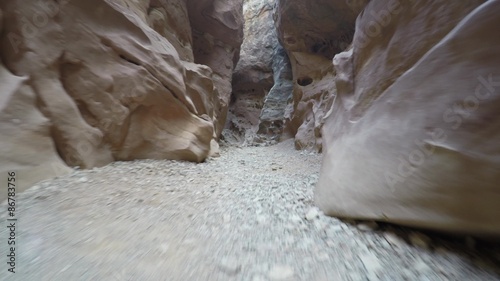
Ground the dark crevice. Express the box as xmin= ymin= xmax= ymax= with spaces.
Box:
xmin=119 ymin=54 xmax=140 ymax=66
xmin=297 ymin=76 xmax=313 ymax=86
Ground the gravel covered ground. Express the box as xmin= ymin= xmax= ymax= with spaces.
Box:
xmin=1 ymin=140 xmax=500 ymax=281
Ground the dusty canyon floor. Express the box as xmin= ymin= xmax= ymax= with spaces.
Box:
xmin=1 ymin=140 xmax=500 ymax=281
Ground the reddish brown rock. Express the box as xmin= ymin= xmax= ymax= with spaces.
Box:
xmin=316 ymin=0 xmax=500 ymax=235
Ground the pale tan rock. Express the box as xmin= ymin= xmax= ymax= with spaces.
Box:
xmin=0 ymin=65 xmax=72 ymax=202
xmin=209 ymin=139 xmax=221 ymax=158
xmin=316 ymin=0 xmax=500 ymax=236
xmin=0 ymin=0 xmax=244 ymax=187
xmin=0 ymin=7 xmax=73 ymax=201
xmin=147 ymin=0 xmax=194 ymax=62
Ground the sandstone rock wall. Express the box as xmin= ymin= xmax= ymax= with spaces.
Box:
xmin=316 ymin=0 xmax=500 ymax=235
xmin=188 ymin=0 xmax=244 ymax=137
xmin=0 ymin=0 xmax=243 ymax=187
xmin=254 ymin=43 xmax=293 ymax=143
xmin=225 ymin=0 xmax=293 ymax=145
xmin=273 ymin=0 xmax=359 ymax=151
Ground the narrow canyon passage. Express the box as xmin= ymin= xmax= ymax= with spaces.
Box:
xmin=1 ymin=141 xmax=499 ymax=281
xmin=2 ymin=0 xmax=500 ymax=280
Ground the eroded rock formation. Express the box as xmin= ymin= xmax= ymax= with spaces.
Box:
xmin=316 ymin=0 xmax=500 ymax=235
xmin=274 ymin=0 xmax=360 ymax=151
xmin=254 ymin=43 xmax=293 ymax=143
xmin=187 ymin=0 xmax=244 ymax=137
xmin=0 ymin=0 xmax=243 ymax=186
xmin=225 ymin=0 xmax=292 ymax=145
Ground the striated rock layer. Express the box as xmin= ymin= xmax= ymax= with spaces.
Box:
xmin=0 ymin=0 xmax=243 ymax=191
xmin=316 ymin=0 xmax=500 ymax=235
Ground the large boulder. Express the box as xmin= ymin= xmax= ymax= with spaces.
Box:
xmin=0 ymin=0 xmax=243 ymax=193
xmin=316 ymin=0 xmax=500 ymax=235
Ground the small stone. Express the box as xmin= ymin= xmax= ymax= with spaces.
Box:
xmin=289 ymin=215 xmax=302 ymax=223
xmin=357 ymin=221 xmax=378 ymax=232
xmin=413 ymin=259 xmax=431 ymax=273
xmin=384 ymin=232 xmax=405 ymax=248
xmin=182 ymin=238 xmax=197 ymax=245
xmin=223 ymin=214 xmax=231 ymax=223
xmin=159 ymin=243 xmax=170 ymax=254
xmin=359 ymin=253 xmax=382 ymax=279
xmin=268 ymin=265 xmax=294 ymax=280
xmin=328 ymin=225 xmax=344 ymax=233
xmin=317 ymin=252 xmax=330 ymax=261
xmin=78 ymin=177 xmax=89 ymax=183
xmin=251 ymin=275 xmax=268 ymax=281
xmin=409 ymin=232 xmax=431 ymax=249
xmin=305 ymin=207 xmax=320 ymax=221
xmin=314 ymin=220 xmax=326 ymax=231
xmin=257 ymin=215 xmax=268 ymax=224
xmin=59 ymin=264 xmax=71 ymax=273
xmin=219 ymin=258 xmax=241 ymax=275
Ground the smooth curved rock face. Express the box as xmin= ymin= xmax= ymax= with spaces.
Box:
xmin=148 ymin=0 xmax=194 ymax=62
xmin=188 ymin=0 xmax=244 ymax=136
xmin=0 ymin=64 xmax=73 ymax=201
xmin=0 ymin=7 xmax=72 ymax=201
xmin=0 ymin=0 xmax=243 ymax=185
xmin=316 ymin=0 xmax=500 ymax=236
xmin=274 ymin=0 xmax=359 ymax=151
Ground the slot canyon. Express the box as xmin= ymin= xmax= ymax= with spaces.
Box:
xmin=1 ymin=0 xmax=500 ymax=280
